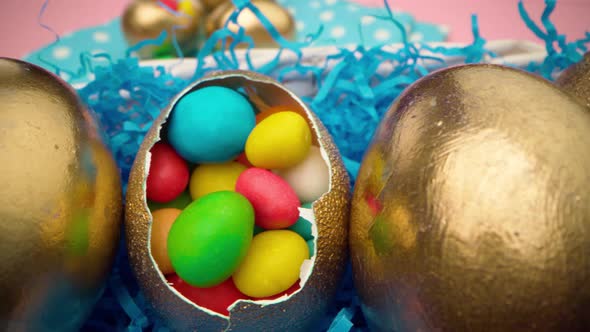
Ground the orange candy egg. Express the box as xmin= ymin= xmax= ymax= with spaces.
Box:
xmin=150 ymin=208 xmax=182 ymax=275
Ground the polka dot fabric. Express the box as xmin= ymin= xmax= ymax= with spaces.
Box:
xmin=282 ymin=0 xmax=446 ymax=47
xmin=26 ymin=17 xmax=128 ymax=83
xmin=24 ymin=0 xmax=447 ymax=83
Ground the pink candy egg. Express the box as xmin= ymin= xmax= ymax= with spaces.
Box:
xmin=235 ymin=168 xmax=300 ymax=229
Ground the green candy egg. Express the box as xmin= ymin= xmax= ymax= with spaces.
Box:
xmin=167 ymin=191 xmax=254 ymax=287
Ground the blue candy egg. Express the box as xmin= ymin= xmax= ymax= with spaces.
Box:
xmin=167 ymin=86 xmax=256 ymax=163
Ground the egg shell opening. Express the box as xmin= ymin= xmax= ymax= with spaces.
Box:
xmin=125 ymin=70 xmax=350 ymax=331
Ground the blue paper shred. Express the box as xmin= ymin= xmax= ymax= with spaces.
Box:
xmin=31 ymin=0 xmax=588 ymax=330
xmin=519 ymin=0 xmax=590 ymax=79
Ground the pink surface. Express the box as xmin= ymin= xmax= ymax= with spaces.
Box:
xmin=0 ymin=0 xmax=588 ymax=59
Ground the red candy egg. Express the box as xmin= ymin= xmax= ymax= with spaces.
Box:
xmin=167 ymin=274 xmax=249 ymax=315
xmin=146 ymin=142 xmax=189 ymax=203
xmin=235 ymin=168 xmax=300 ymax=229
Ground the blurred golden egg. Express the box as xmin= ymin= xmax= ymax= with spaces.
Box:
xmin=202 ymin=0 xmax=228 ymax=10
xmin=0 ymin=58 xmax=122 ymax=331
xmin=350 ymin=64 xmax=590 ymax=331
xmin=556 ymin=52 xmax=590 ymax=109
xmin=205 ymin=0 xmax=295 ymax=48
xmin=125 ymin=70 xmax=350 ymax=330
xmin=122 ymin=0 xmax=204 ymax=59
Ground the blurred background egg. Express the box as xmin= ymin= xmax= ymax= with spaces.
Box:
xmin=556 ymin=51 xmax=590 ymax=109
xmin=201 ymin=0 xmax=227 ymax=10
xmin=350 ymin=64 xmax=590 ymax=331
xmin=205 ymin=0 xmax=295 ymax=48
xmin=0 ymin=58 xmax=122 ymax=331
xmin=125 ymin=70 xmax=350 ymax=331
xmin=121 ymin=0 xmax=204 ymax=59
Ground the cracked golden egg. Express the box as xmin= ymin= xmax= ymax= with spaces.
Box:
xmin=0 ymin=58 xmax=122 ymax=331
xmin=125 ymin=70 xmax=350 ymax=330
xmin=350 ymin=64 xmax=590 ymax=331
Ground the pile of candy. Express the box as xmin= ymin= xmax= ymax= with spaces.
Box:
xmin=145 ymin=85 xmax=330 ymax=316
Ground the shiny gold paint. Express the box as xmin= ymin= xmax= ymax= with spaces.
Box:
xmin=557 ymin=52 xmax=590 ymax=109
xmin=0 ymin=58 xmax=122 ymax=331
xmin=125 ymin=70 xmax=350 ymax=331
xmin=351 ymin=64 xmax=590 ymax=331
xmin=205 ymin=0 xmax=295 ymax=48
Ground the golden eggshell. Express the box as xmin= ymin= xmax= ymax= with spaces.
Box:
xmin=125 ymin=70 xmax=350 ymax=330
xmin=556 ymin=52 xmax=590 ymax=109
xmin=205 ymin=0 xmax=295 ymax=48
xmin=0 ymin=58 xmax=122 ymax=331
xmin=121 ymin=0 xmax=204 ymax=58
xmin=350 ymin=64 xmax=590 ymax=331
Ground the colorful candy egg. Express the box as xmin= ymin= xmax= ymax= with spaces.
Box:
xmin=0 ymin=58 xmax=122 ymax=331
xmin=146 ymin=142 xmax=189 ymax=203
xmin=168 ymin=86 xmax=256 ymax=163
xmin=350 ymin=64 xmax=590 ymax=331
xmin=245 ymin=111 xmax=312 ymax=169
xmin=150 ymin=208 xmax=181 ymax=275
xmin=233 ymin=230 xmax=310 ymax=298
xmin=125 ymin=70 xmax=350 ymax=331
xmin=235 ymin=168 xmax=300 ymax=229
xmin=189 ymin=161 xmax=247 ymax=199
xmin=167 ymin=191 xmax=255 ymax=287
xmin=275 ymin=146 xmax=330 ymax=204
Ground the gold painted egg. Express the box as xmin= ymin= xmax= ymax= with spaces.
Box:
xmin=202 ymin=0 xmax=228 ymax=10
xmin=556 ymin=51 xmax=590 ymax=109
xmin=125 ymin=70 xmax=350 ymax=330
xmin=122 ymin=0 xmax=204 ymax=59
xmin=0 ymin=58 xmax=122 ymax=331
xmin=205 ymin=0 xmax=295 ymax=48
xmin=350 ymin=64 xmax=590 ymax=331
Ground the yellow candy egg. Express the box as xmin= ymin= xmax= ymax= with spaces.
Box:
xmin=189 ymin=162 xmax=246 ymax=199
xmin=233 ymin=230 xmax=310 ymax=298
xmin=245 ymin=111 xmax=312 ymax=169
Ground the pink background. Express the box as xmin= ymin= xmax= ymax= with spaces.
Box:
xmin=0 ymin=0 xmax=588 ymax=59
